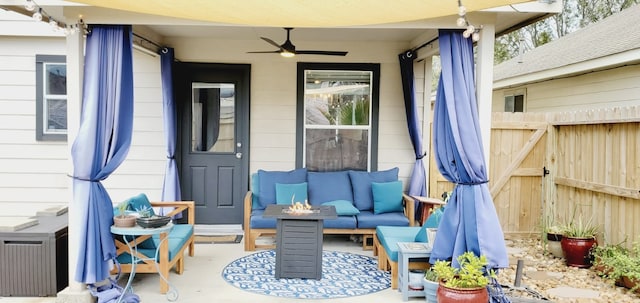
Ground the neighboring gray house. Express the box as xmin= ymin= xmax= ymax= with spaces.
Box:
xmin=493 ymin=3 xmax=640 ymax=112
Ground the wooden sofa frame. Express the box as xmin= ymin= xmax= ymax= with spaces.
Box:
xmin=114 ymin=201 xmax=195 ymax=294
xmin=243 ymin=192 xmax=415 ymax=251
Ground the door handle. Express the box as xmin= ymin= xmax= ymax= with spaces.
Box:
xmin=236 ymin=152 xmax=242 ymax=159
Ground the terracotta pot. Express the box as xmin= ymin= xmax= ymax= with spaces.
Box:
xmin=560 ymin=236 xmax=596 ymax=268
xmin=113 ymin=215 xmax=136 ymax=227
xmin=436 ymin=284 xmax=489 ymax=303
xmin=623 ymin=276 xmax=640 ymax=293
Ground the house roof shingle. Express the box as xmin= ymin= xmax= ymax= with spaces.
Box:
xmin=494 ymin=4 xmax=640 ymax=82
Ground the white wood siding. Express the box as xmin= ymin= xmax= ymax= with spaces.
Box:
xmin=493 ymin=64 xmax=640 ymax=112
xmin=0 ymin=36 xmax=418 ymax=216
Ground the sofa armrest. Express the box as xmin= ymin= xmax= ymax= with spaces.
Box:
xmin=150 ymin=201 xmax=195 ymax=225
xmin=402 ymin=194 xmax=416 ymax=226
xmin=243 ymin=191 xmax=253 ymax=231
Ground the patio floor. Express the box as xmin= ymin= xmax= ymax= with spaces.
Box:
xmin=2 ymin=235 xmax=628 ymax=303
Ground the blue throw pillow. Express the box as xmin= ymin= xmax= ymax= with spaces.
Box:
xmin=322 ymin=200 xmax=360 ymax=216
xmin=257 ymin=168 xmax=307 ymax=207
xmin=126 ymin=193 xmax=155 ymax=216
xmin=307 ymin=171 xmax=353 ymax=206
xmin=349 ymin=167 xmax=399 ymax=211
xmin=275 ymin=182 xmax=308 ymax=205
xmin=371 ymin=180 xmax=403 ymax=214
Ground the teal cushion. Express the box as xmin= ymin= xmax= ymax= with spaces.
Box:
xmin=251 ymin=173 xmax=261 ymax=209
xmin=414 ymin=205 xmax=445 ymax=242
xmin=349 ymin=168 xmax=399 ymax=211
xmin=257 ymin=168 xmax=307 ymax=207
xmin=126 ymin=193 xmax=155 ymax=216
xmin=372 ymin=181 xmax=403 ymax=214
xmin=322 ymin=200 xmax=360 ymax=216
xmin=275 ymin=182 xmax=308 ymax=205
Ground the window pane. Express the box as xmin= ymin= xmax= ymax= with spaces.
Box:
xmin=45 ymin=64 xmax=66 ymax=95
xmin=46 ymin=99 xmax=67 ymax=132
xmin=305 ymin=70 xmax=371 ymax=126
xmin=305 ymin=129 xmax=368 ymax=171
xmin=191 ymin=82 xmax=235 ymax=153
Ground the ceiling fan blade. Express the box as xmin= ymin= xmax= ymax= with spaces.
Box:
xmin=295 ymin=50 xmax=348 ymax=56
xmin=260 ymin=37 xmax=284 ymax=51
xmin=247 ymin=51 xmax=282 ymax=54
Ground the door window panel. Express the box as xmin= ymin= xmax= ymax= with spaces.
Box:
xmin=191 ymin=82 xmax=235 ymax=153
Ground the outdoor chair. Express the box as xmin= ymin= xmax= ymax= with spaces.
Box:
xmin=113 ymin=194 xmax=195 ymax=294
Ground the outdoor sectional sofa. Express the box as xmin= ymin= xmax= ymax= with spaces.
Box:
xmin=243 ymin=167 xmax=416 ymax=251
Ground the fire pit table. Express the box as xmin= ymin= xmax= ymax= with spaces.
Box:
xmin=263 ymin=204 xmax=337 ymax=279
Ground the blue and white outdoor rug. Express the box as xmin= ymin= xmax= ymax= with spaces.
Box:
xmin=222 ymin=250 xmax=391 ymax=299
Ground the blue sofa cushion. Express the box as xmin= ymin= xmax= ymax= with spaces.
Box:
xmin=249 ymin=209 xmax=277 ymax=229
xmin=307 ymin=171 xmax=353 ymax=206
xmin=349 ymin=168 xmax=399 ymax=211
xmin=415 ymin=205 xmax=445 ymax=242
xmin=251 ymin=173 xmax=261 ymax=209
xmin=323 ymin=215 xmax=357 ymax=229
xmin=372 ymin=181 xmax=404 ymax=214
xmin=356 ymin=210 xmax=409 ymax=229
xmin=117 ymin=224 xmax=193 ymax=263
xmin=276 ymin=182 xmax=308 ymax=205
xmin=376 ymin=226 xmax=422 ymax=262
xmin=257 ymin=168 xmax=307 ymax=208
xmin=322 ymin=200 xmax=360 ymax=216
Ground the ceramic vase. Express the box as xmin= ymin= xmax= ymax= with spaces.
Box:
xmin=560 ymin=236 xmax=596 ymax=268
xmin=546 ymin=233 xmax=564 ymax=258
xmin=422 ymin=278 xmax=438 ymax=303
xmin=436 ymin=284 xmax=489 ymax=303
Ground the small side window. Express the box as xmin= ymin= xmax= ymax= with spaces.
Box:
xmin=36 ymin=55 xmax=67 ymax=141
xmin=504 ymin=92 xmax=524 ymax=112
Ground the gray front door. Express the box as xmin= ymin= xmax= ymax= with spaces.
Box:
xmin=176 ymin=63 xmax=250 ymax=224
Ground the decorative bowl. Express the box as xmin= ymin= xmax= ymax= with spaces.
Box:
xmin=136 ymin=216 xmax=171 ymax=228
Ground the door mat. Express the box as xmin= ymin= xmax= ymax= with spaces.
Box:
xmin=194 ymin=234 xmax=243 ymax=244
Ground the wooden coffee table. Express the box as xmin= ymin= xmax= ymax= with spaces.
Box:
xmin=263 ymin=204 xmax=337 ymax=279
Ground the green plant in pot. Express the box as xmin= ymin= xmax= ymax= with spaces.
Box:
xmin=592 ymin=241 xmax=640 ymax=293
xmin=432 ymin=251 xmax=495 ymax=303
xmin=113 ymin=200 xmax=136 ymax=227
xmin=560 ymin=215 xmax=598 ymax=268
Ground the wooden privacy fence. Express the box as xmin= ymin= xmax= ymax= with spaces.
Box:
xmin=427 ymin=105 xmax=640 ymax=248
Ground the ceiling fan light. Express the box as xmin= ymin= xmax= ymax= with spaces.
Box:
xmin=280 ymin=51 xmax=295 ymax=58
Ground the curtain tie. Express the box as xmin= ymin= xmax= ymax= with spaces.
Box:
xmin=416 ymin=152 xmax=427 ymax=160
xmin=457 ymin=180 xmax=489 ymax=185
xmin=167 ymin=155 xmax=175 ymax=159
xmin=67 ymin=174 xmax=100 ymax=182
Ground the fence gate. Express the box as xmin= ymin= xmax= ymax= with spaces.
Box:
xmin=428 ymin=112 xmax=549 ymax=237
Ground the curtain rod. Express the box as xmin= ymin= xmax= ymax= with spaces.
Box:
xmin=412 ymin=36 xmax=439 ymax=53
xmin=132 ymin=32 xmax=164 ymax=51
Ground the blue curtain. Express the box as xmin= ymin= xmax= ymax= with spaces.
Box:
xmin=160 ymin=48 xmax=182 ymax=212
xmin=429 ymin=30 xmax=508 ymax=269
xmin=398 ymin=50 xmax=427 ymax=219
xmin=72 ymin=25 xmax=134 ymax=283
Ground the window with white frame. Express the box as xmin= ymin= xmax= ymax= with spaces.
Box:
xmin=36 ymin=55 xmax=67 ymax=141
xmin=504 ymin=90 xmax=525 ymax=113
xmin=296 ymin=63 xmax=380 ymax=172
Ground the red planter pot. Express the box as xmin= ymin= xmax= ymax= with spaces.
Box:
xmin=560 ymin=237 xmax=597 ymax=268
xmin=436 ymin=284 xmax=489 ymax=303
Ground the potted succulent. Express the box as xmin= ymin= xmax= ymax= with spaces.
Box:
xmin=432 ymin=251 xmax=495 ymax=303
xmin=113 ymin=200 xmax=136 ymax=227
xmin=545 ymin=224 xmax=564 ymax=258
xmin=422 ymin=267 xmax=439 ymax=303
xmin=560 ymin=215 xmax=598 ymax=268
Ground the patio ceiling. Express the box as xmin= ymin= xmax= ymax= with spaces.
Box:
xmin=0 ymin=0 xmax=561 ymax=51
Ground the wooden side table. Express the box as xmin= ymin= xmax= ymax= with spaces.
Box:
xmin=412 ymin=196 xmax=446 ymax=226
xmin=397 ymin=242 xmax=432 ymax=301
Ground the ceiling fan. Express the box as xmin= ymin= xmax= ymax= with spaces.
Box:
xmin=248 ymin=28 xmax=348 ymax=57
